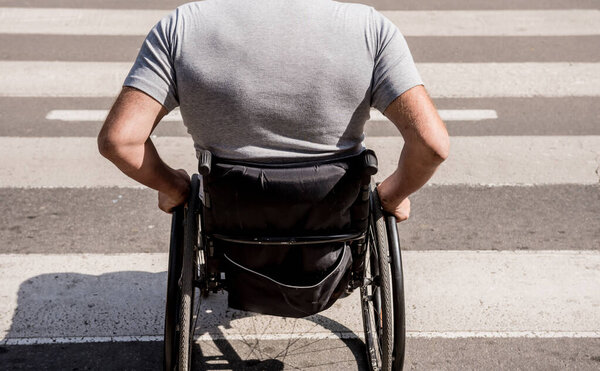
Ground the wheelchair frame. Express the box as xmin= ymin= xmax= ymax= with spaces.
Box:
xmin=163 ymin=152 xmax=406 ymax=371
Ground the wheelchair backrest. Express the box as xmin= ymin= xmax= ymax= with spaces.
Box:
xmin=201 ymin=149 xmax=377 ymax=237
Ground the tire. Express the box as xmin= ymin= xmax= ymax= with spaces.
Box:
xmin=164 ymin=175 xmax=201 ymax=371
xmin=361 ymin=187 xmax=394 ymax=371
xmin=385 ymin=209 xmax=406 ymax=370
xmin=177 ymin=174 xmax=201 ymax=370
xmin=164 ymin=206 xmax=184 ymax=371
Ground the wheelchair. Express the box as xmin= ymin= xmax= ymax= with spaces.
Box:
xmin=163 ymin=149 xmax=406 ymax=371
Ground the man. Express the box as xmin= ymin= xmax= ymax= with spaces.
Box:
xmin=98 ymin=0 xmax=449 ymax=221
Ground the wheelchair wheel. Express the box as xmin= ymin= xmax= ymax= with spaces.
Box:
xmin=360 ymin=188 xmax=406 ymax=371
xmin=164 ymin=174 xmax=202 ymax=371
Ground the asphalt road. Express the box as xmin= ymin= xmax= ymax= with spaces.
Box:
xmin=2 ymin=97 xmax=599 ymax=137
xmin=1 ymin=185 xmax=599 ymax=254
xmin=2 ymin=338 xmax=600 ymax=370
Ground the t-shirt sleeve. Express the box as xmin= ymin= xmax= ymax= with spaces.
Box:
xmin=123 ymin=10 xmax=179 ymax=111
xmin=370 ymin=9 xmax=423 ymax=113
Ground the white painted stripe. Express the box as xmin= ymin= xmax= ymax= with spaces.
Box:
xmin=1 ymin=8 xmax=598 ymax=36
xmin=407 ymin=332 xmax=600 ymax=339
xmin=370 ymin=109 xmax=498 ymax=122
xmin=2 ymin=62 xmax=599 ymax=98
xmin=46 ymin=109 xmax=495 ymax=123
xmin=438 ymin=109 xmax=498 ymax=121
xmin=417 ymin=63 xmax=600 ymax=98
xmin=0 ymin=136 xmax=598 ymax=187
xmin=385 ymin=10 xmax=600 ymax=36
xmin=1 ymin=252 xmax=598 ymax=341
xmin=0 ymin=61 xmax=131 ymax=97
xmin=367 ymin=110 xmax=387 ymax=121
xmin=46 ymin=109 xmax=183 ymax=122
xmin=2 ymin=336 xmax=164 ymax=346
xmin=0 ymin=8 xmax=167 ymax=36
xmin=4 ymin=331 xmax=600 ymax=345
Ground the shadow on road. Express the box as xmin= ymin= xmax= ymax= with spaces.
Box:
xmin=0 ymin=271 xmax=366 ymax=370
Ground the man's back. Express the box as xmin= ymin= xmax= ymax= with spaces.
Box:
xmin=100 ymin=0 xmax=447 ymax=217
xmin=124 ymin=0 xmax=422 ymax=160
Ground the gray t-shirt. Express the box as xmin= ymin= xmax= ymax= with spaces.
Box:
xmin=124 ymin=0 xmax=422 ymax=160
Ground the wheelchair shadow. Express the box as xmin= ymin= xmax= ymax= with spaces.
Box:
xmin=192 ymin=292 xmax=366 ymax=370
xmin=2 ymin=271 xmax=367 ymax=370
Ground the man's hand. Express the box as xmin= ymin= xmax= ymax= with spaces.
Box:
xmin=377 ymin=181 xmax=411 ymax=222
xmin=158 ymin=169 xmax=191 ymax=213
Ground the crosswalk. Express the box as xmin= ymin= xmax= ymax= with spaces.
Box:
xmin=0 ymin=0 xmax=599 ymax=370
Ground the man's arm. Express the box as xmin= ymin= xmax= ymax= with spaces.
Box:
xmin=376 ymin=85 xmax=449 ymax=221
xmin=97 ymin=87 xmax=190 ymax=212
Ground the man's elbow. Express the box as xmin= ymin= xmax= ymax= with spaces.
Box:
xmin=97 ymin=132 xmax=116 ymax=159
xmin=422 ymin=132 xmax=450 ymax=165
xmin=97 ymin=130 xmax=131 ymax=161
xmin=432 ymin=136 xmax=450 ymax=163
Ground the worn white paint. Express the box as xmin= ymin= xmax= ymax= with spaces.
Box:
xmin=385 ymin=10 xmax=600 ymax=36
xmin=416 ymin=63 xmax=600 ymax=98
xmin=46 ymin=109 xmax=183 ymax=122
xmin=369 ymin=109 xmax=498 ymax=122
xmin=46 ymin=109 xmax=496 ymax=123
xmin=0 ymin=8 xmax=168 ymax=35
xmin=1 ymin=8 xmax=598 ymax=36
xmin=0 ymin=136 xmax=598 ymax=187
xmin=1 ymin=251 xmax=599 ymax=342
xmin=4 ymin=331 xmax=600 ymax=346
xmin=2 ymin=61 xmax=599 ymax=98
